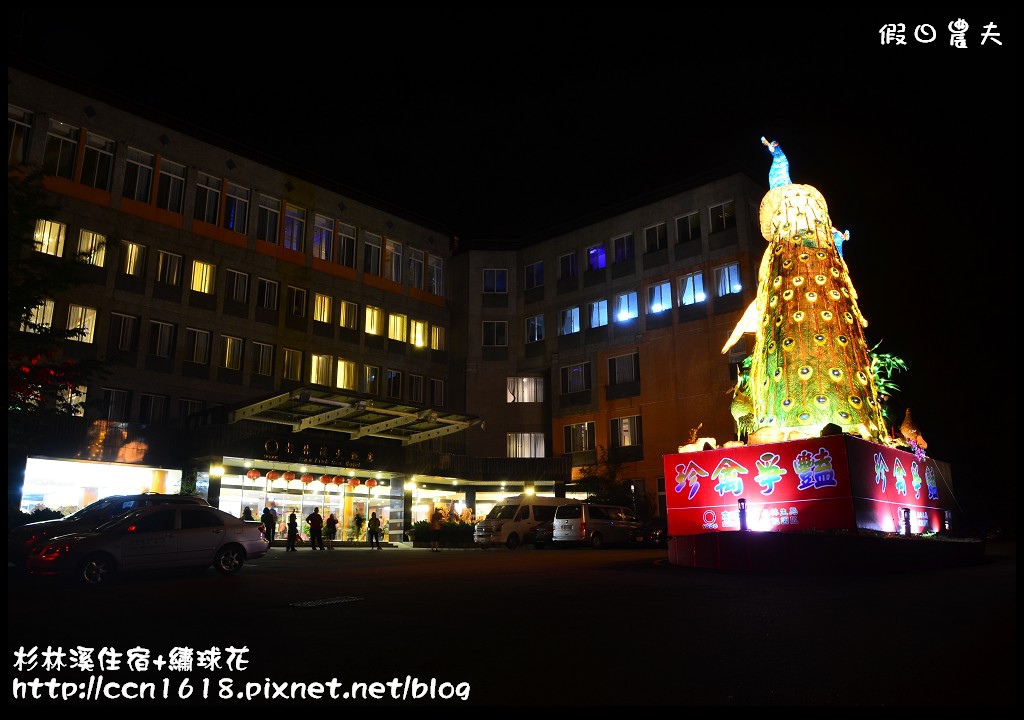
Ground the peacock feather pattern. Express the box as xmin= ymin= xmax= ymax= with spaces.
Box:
xmin=723 ymin=139 xmax=889 ymax=443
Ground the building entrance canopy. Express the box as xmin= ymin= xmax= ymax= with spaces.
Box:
xmin=228 ymin=388 xmax=481 ymax=446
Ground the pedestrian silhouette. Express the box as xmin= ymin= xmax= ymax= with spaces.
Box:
xmin=286 ymin=512 xmax=298 ymax=552
xmin=368 ymin=511 xmax=382 ymax=550
xmin=306 ymin=507 xmax=326 ymax=550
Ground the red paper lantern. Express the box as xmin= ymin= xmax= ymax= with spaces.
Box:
xmin=347 ymin=477 xmax=361 ymax=488
xmin=300 ymin=473 xmax=314 ymax=484
xmin=283 ymin=471 xmax=296 ymax=482
xmin=245 ymin=469 xmax=261 ymax=480
xmin=266 ymin=470 xmax=280 ymax=481
xmin=365 ymin=478 xmax=377 ymax=489
xmin=319 ymin=474 xmax=332 ymax=484
xmin=332 ymin=475 xmax=346 ymax=485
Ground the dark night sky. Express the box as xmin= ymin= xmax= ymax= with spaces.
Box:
xmin=8 ymin=9 xmax=1016 ymax=525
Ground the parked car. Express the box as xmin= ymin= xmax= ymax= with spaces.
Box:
xmin=8 ymin=493 xmax=211 ymax=567
xmin=532 ymin=520 xmax=554 ymax=549
xmin=25 ymin=503 xmax=269 ymax=585
xmin=633 ymin=516 xmax=669 ymax=548
xmin=552 ymin=502 xmax=642 ymax=549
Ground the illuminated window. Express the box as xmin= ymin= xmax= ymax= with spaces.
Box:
xmin=225 ymin=269 xmax=248 ymax=302
xmin=78 ymin=230 xmax=106 ymax=267
xmin=61 ymin=385 xmax=87 ymax=417
xmin=589 ymin=299 xmax=608 ymax=328
xmin=559 ymin=306 xmax=580 ymax=335
xmin=190 ymin=260 xmax=215 ymax=294
xmin=526 ymin=314 xmax=544 ymax=344
xmin=282 ymin=348 xmax=303 ymax=381
xmin=384 ymin=238 xmax=402 ymax=283
xmin=340 ymin=300 xmax=358 ymax=329
xmin=388 ymin=313 xmax=407 ymax=342
xmin=194 ymin=172 xmax=221 ymax=224
xmin=363 ymin=364 xmax=380 ymax=395
xmin=335 ymin=358 xmax=356 ymax=389
xmin=560 ymin=362 xmax=591 ymax=394
xmin=314 ymin=293 xmax=332 ymax=324
xmin=410 ymin=319 xmax=427 ymax=347
xmin=430 ymin=326 xmax=446 ymax=351
xmin=67 ymin=304 xmax=96 ymax=343
xmin=222 ymin=335 xmax=243 ymax=370
xmin=312 ymin=214 xmax=334 ymax=261
xmin=678 ymin=271 xmax=706 ymax=305
xmin=338 ymin=223 xmax=356 ymax=268
xmin=311 ymin=354 xmax=332 ymax=385
xmin=80 ymin=133 xmax=114 ymax=191
xmin=122 ymin=147 xmax=153 ymax=202
xmin=223 ymin=182 xmax=249 ymax=234
xmin=614 ymin=291 xmax=638 ymax=321
xmin=149 ymin=321 xmax=176 ymax=357
xmin=587 ymin=244 xmax=607 ymax=271
xmin=611 ymin=415 xmax=642 ymax=447
xmin=647 ymin=281 xmax=672 ymax=314
xmin=483 ymin=268 xmax=507 ymax=293
xmin=21 ymin=299 xmax=54 ymax=333
xmin=709 ymin=201 xmax=736 ymax=233
xmin=256 ymin=195 xmax=280 ymax=244
xmin=252 ymin=342 xmax=274 ymax=376
xmin=563 ymin=421 xmax=596 ymax=453
xmin=363 ymin=232 xmax=382 ymax=276
xmin=33 ymin=219 xmax=65 ymax=257
xmin=676 ymin=211 xmax=701 ymax=243
xmin=336 ymin=359 xmax=357 ymax=390
xmin=644 ymin=223 xmax=667 ymax=253
xmin=507 ymin=432 xmax=545 ymax=458
xmin=156 ymin=159 xmax=186 ymax=213
xmin=364 ymin=306 xmax=383 ymax=335
xmin=713 ymin=263 xmax=742 ymax=297
xmin=184 ymin=328 xmax=210 ymax=363
xmin=283 ymin=205 xmax=306 ymax=252
xmin=121 ymin=241 xmax=146 ymax=276
xmin=42 ymin=119 xmax=78 ymax=180
xmin=506 ymin=377 xmax=544 ymax=403
xmin=157 ymin=251 xmax=182 ymax=286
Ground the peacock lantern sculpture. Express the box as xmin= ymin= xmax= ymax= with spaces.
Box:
xmin=721 ymin=138 xmax=890 ymax=445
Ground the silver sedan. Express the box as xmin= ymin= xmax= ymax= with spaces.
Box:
xmin=26 ymin=503 xmax=270 ymax=584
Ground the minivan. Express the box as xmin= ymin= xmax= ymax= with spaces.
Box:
xmin=552 ymin=502 xmax=641 ymax=549
xmin=473 ymin=494 xmax=567 ymax=550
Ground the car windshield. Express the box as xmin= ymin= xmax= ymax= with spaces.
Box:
xmin=485 ymin=505 xmax=519 ymax=520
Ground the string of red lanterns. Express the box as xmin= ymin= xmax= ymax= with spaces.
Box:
xmin=244 ymin=470 xmax=381 ymax=489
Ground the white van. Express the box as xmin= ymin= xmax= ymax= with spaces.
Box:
xmin=473 ymin=494 xmax=567 ymax=550
xmin=552 ymin=502 xmax=642 ymax=549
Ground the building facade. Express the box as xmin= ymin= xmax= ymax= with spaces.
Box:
xmin=9 ymin=63 xmax=764 ymax=532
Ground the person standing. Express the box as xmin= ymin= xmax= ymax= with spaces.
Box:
xmin=367 ymin=511 xmax=382 ymax=550
xmin=430 ymin=507 xmax=443 ymax=552
xmin=241 ymin=506 xmax=254 ymax=521
xmin=353 ymin=512 xmax=364 ymax=543
xmin=324 ymin=512 xmax=339 ymax=549
xmin=286 ymin=512 xmax=298 ymax=552
xmin=306 ymin=507 xmax=325 ymax=550
xmin=261 ymin=506 xmax=276 ymax=543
